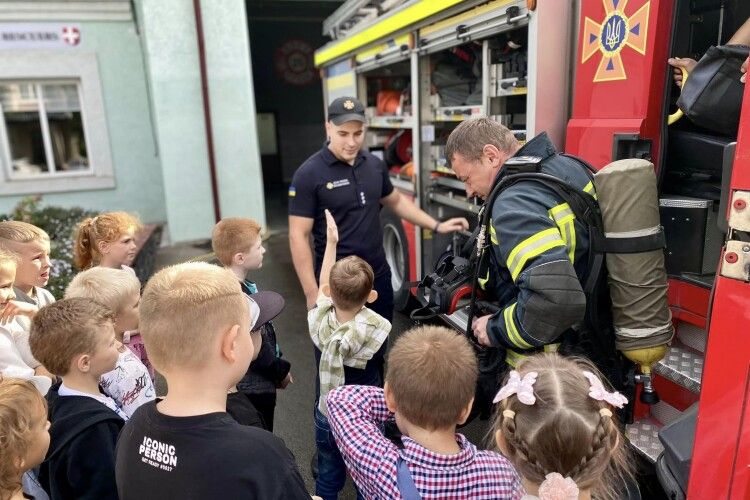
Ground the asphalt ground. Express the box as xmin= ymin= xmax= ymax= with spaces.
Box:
xmin=152 ymin=194 xmax=492 ymax=497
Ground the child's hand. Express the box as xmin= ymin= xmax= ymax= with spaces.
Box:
xmin=0 ymin=300 xmax=38 ymax=324
xmin=278 ymin=372 xmax=294 ymax=389
xmin=325 ymin=209 xmax=338 ymax=244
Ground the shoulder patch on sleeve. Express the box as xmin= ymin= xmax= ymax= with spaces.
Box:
xmin=288 ymin=186 xmax=296 ymax=197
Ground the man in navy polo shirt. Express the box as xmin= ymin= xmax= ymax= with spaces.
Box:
xmin=289 ymin=96 xmax=469 ymax=322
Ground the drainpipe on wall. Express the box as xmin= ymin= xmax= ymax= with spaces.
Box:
xmin=193 ymin=0 xmax=221 ymax=222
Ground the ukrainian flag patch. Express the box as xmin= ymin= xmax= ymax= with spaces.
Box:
xmin=288 ymin=186 xmax=296 ymax=197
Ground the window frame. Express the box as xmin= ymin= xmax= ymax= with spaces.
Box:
xmin=0 ymin=51 xmax=115 ymax=195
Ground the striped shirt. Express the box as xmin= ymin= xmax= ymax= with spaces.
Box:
xmin=327 ymin=385 xmax=523 ymax=499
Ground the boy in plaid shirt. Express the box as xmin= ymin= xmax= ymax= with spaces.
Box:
xmin=309 ymin=209 xmax=391 ymax=500
xmin=327 ymin=326 xmax=523 ymax=499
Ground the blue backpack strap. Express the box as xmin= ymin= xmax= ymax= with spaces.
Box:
xmin=396 ymin=456 xmax=422 ymax=500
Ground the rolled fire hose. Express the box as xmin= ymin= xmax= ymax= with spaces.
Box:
xmin=593 ymin=159 xmax=674 ymax=374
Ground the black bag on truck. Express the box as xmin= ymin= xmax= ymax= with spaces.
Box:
xmin=677 ymin=44 xmax=749 ymax=136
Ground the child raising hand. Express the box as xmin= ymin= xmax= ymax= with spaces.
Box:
xmin=492 ymin=353 xmax=634 ymax=500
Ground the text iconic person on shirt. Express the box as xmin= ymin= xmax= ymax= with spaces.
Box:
xmin=289 ymin=96 xmax=469 ymax=322
xmin=114 ymin=262 xmax=310 ymax=500
xmin=492 ymin=353 xmax=635 ymax=500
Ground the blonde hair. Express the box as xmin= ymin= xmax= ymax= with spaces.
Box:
xmin=73 ymin=211 xmax=141 ymax=270
xmin=0 ymin=221 xmax=49 ymax=252
xmin=29 ymin=298 xmax=114 ymax=376
xmin=65 ymin=267 xmax=140 ymax=314
xmin=211 ymin=218 xmax=262 ymax=266
xmin=139 ymin=262 xmax=248 ymax=372
xmin=386 ymin=326 xmax=477 ymax=430
xmin=329 ymin=256 xmax=373 ymax=310
xmin=0 ymin=248 xmax=18 ymax=271
xmin=0 ymin=378 xmax=47 ymax=500
xmin=491 ymin=353 xmax=634 ymax=500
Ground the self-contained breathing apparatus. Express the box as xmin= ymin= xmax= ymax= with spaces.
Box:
xmin=410 ymin=154 xmax=674 ymax=417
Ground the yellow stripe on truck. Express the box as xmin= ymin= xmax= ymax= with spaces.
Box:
xmin=315 ymin=0 xmax=466 ymax=67
xmin=325 ymin=72 xmax=356 ymax=91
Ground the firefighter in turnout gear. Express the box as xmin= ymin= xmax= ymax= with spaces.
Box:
xmin=446 ymin=118 xmax=599 ymax=368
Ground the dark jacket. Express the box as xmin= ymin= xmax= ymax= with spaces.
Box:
xmin=237 ymin=280 xmax=291 ymax=394
xmin=40 ymin=383 xmax=124 ymax=500
xmin=483 ymin=133 xmax=592 ymax=365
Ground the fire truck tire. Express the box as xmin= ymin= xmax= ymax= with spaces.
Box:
xmin=380 ymin=207 xmax=411 ymax=312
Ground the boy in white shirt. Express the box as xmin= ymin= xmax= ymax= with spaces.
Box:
xmin=0 ymin=221 xmax=56 ymax=391
xmin=65 ymin=266 xmax=155 ymax=417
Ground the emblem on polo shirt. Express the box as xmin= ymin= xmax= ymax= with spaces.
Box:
xmin=343 ymin=100 xmax=355 ymax=110
xmin=326 ymin=179 xmax=351 ymax=190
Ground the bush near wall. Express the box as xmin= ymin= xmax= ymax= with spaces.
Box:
xmin=0 ymin=196 xmax=96 ymax=299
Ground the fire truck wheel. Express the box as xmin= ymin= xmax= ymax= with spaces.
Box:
xmin=380 ymin=207 xmax=411 ymax=312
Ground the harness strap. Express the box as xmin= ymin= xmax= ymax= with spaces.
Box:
xmin=396 ymin=457 xmax=422 ymax=500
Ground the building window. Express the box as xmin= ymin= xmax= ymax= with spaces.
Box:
xmin=0 ymin=52 xmax=115 ymax=196
xmin=1 ymin=81 xmax=90 ymax=179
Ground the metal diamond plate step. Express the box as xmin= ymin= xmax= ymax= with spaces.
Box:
xmin=654 ymin=343 xmax=703 ymax=393
xmin=627 ymin=419 xmax=663 ymax=463
xmin=675 ymin=322 xmax=707 ymax=353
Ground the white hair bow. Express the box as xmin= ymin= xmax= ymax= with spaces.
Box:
xmin=582 ymin=371 xmax=628 ymax=408
xmin=493 ymin=370 xmax=538 ymax=405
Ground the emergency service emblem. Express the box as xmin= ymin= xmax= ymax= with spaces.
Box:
xmin=581 ymin=0 xmax=650 ymax=82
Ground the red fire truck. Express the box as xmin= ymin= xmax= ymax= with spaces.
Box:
xmin=315 ymin=1 xmax=750 ymax=497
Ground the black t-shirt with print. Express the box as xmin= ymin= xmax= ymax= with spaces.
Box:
xmin=115 ymin=401 xmax=309 ymax=499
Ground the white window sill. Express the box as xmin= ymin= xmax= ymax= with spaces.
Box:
xmin=0 ymin=174 xmax=115 ymax=196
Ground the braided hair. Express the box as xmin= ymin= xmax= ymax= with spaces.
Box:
xmin=491 ymin=353 xmax=634 ymax=500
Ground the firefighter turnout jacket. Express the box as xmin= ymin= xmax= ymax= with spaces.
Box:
xmin=482 ymin=132 xmax=596 ymax=366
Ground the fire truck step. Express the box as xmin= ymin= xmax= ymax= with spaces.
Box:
xmin=675 ymin=322 xmax=707 ymax=354
xmin=626 ymin=418 xmax=663 ymax=463
xmin=654 ymin=343 xmax=703 ymax=393
xmin=627 ymin=401 xmax=683 ymax=463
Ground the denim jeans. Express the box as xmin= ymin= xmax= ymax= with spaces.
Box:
xmin=314 ymin=407 xmax=363 ymax=500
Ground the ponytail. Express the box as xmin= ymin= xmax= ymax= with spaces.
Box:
xmin=73 ymin=217 xmax=97 ymax=270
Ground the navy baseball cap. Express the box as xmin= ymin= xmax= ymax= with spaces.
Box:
xmin=327 ymin=96 xmax=366 ymax=125
xmin=247 ymin=291 xmax=285 ymax=331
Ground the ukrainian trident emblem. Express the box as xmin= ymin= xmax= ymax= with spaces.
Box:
xmin=582 ymin=0 xmax=650 ymax=82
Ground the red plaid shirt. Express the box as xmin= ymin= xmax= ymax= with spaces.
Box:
xmin=327 ymin=385 xmax=523 ymax=499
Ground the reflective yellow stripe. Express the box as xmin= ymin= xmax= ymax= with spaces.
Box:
xmin=506 ymin=343 xmax=560 ymax=367
xmin=583 ymin=181 xmax=598 ymax=200
xmin=549 ymin=203 xmax=574 ymax=222
xmin=566 ymin=220 xmax=576 ymax=262
xmin=504 ymin=303 xmax=533 ymax=349
xmin=544 ymin=343 xmax=561 ymax=353
xmin=549 ymin=203 xmax=576 ymax=263
xmin=506 ymin=228 xmax=566 ymax=281
xmin=505 ymin=349 xmax=526 ymax=367
xmin=489 ymin=222 xmax=498 ymax=245
xmin=478 ymin=269 xmax=490 ymax=290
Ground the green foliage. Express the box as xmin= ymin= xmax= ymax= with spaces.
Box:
xmin=1 ymin=196 xmax=96 ymax=298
